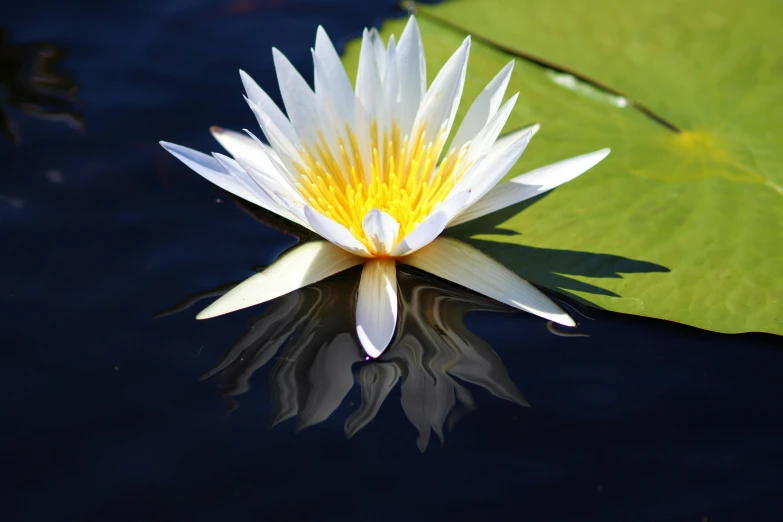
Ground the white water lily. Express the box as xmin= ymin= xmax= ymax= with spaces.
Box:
xmin=160 ymin=17 xmax=609 ymax=358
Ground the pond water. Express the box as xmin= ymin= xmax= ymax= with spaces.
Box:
xmin=2 ymin=1 xmax=782 ymax=521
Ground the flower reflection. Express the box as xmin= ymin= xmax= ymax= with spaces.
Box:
xmin=0 ymin=28 xmax=82 ymax=143
xmin=163 ymin=265 xmax=533 ymax=451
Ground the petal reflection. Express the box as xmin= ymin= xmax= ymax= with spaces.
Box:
xmin=163 ymin=265 xmax=541 ymax=450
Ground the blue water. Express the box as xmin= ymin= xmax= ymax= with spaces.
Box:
xmin=2 ymin=1 xmax=782 ymax=521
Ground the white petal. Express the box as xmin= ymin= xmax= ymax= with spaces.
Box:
xmin=356 ymin=28 xmax=384 ymax=118
xmin=304 ymin=206 xmax=372 ymax=257
xmin=462 ymin=92 xmax=519 ymax=166
xmin=362 ymin=209 xmax=400 ymax=256
xmin=370 ymin=28 xmax=387 ymax=80
xmin=160 ymin=141 xmax=264 ymax=206
xmin=272 ymin=48 xmax=318 ymax=141
xmin=352 ymin=96 xmax=373 ymax=185
xmin=314 ymin=26 xmax=355 ymax=123
xmin=509 ymin=148 xmax=610 ymax=190
xmin=197 ymin=241 xmax=363 ymax=319
xmin=311 ymin=50 xmax=347 ymax=165
xmin=460 ymin=127 xmax=533 ymax=208
xmin=382 ymin=36 xmax=399 ymax=134
xmin=490 ymin=124 xmax=539 ymax=156
xmin=230 ymin=153 xmax=299 ymax=202
xmin=245 ymin=98 xmax=302 ymax=166
xmin=401 ymin=238 xmax=575 ymax=326
xmin=239 ymin=70 xmax=299 ymax=146
xmin=395 ymin=16 xmax=426 ymax=136
xmin=239 ymin=128 xmax=299 ymax=189
xmin=411 ymin=36 xmax=470 ymax=151
xmin=210 ymin=126 xmax=278 ymax=175
xmin=356 ymin=259 xmax=398 ymax=358
xmin=390 ymin=190 xmax=470 ymax=257
xmin=229 ymin=155 xmax=313 ymax=230
xmin=212 ymin=152 xmax=280 ymax=210
xmin=450 ymin=61 xmax=514 ymax=151
xmin=483 ymin=124 xmax=540 ymax=169
xmin=449 ymin=148 xmax=611 ymax=227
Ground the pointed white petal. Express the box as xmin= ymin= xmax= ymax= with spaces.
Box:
xmin=197 ymin=241 xmax=363 ymax=319
xmin=244 ymin=97 xmax=299 ymax=158
xmin=450 ymin=61 xmax=514 ymax=151
xmin=411 ymin=36 xmax=470 ymax=149
xmin=369 ymin=28 xmax=387 ymax=80
xmin=304 ymin=206 xmax=372 ymax=257
xmin=314 ymin=26 xmax=355 ymax=123
xmin=462 ymin=92 xmax=519 ymax=166
xmin=239 ymin=70 xmax=298 ymax=145
xmin=460 ymin=127 xmax=533 ymax=208
xmin=485 ymin=124 xmax=540 ymax=166
xmin=272 ymin=48 xmax=318 ymax=141
xmin=231 ymin=153 xmax=299 ymax=202
xmin=240 ymin=128 xmax=282 ymax=163
xmin=352 ymin=96 xmax=373 ymax=185
xmin=229 ymin=155 xmax=313 ymax=230
xmin=382 ymin=37 xmax=399 ymax=133
xmin=210 ymin=126 xmax=278 ymax=174
xmin=396 ymin=16 xmax=426 ymax=135
xmin=449 ymin=148 xmax=611 ymax=226
xmin=401 ymin=238 xmax=575 ymax=326
xmin=239 ymin=128 xmax=299 ymax=189
xmin=356 ymin=259 xmax=398 ymax=358
xmin=160 ymin=141 xmax=263 ymax=206
xmin=362 ymin=209 xmax=400 ymax=256
xmin=212 ymin=152 xmax=282 ymax=211
xmin=509 ymin=147 xmax=610 ymax=190
xmin=311 ymin=50 xmax=348 ymax=163
xmin=245 ymin=96 xmax=305 ymax=179
xmin=356 ymin=28 xmax=384 ymax=118
xmin=391 ymin=190 xmax=470 ymax=257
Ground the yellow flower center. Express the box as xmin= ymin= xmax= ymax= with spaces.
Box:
xmin=291 ymin=120 xmax=471 ymax=253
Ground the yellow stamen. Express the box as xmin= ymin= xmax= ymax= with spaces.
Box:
xmin=292 ymin=119 xmax=472 ymax=253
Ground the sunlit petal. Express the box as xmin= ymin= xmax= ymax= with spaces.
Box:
xmin=401 ymin=237 xmax=575 ymax=327
xmin=356 ymin=259 xmax=398 ymax=358
xmin=304 ymin=206 xmax=373 ymax=257
xmin=314 ymin=26 xmax=355 ymax=124
xmin=391 ymin=190 xmax=470 ymax=257
xmin=210 ymin=126 xmax=277 ymax=170
xmin=197 ymin=241 xmax=363 ymax=319
xmin=459 ymin=127 xmax=533 ymax=208
xmin=362 ymin=209 xmax=400 ymax=256
xmin=450 ymin=148 xmax=611 ymax=226
xmin=450 ymin=61 xmax=514 ymax=151
xmin=239 ymin=69 xmax=299 ymax=146
xmin=272 ymin=48 xmax=319 ymax=142
xmin=411 ymin=36 xmax=470 ymax=154
xmin=395 ymin=16 xmax=426 ymax=135
xmin=160 ymin=141 xmax=264 ymax=206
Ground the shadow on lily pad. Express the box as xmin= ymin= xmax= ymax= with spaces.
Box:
xmin=447 ymin=192 xmax=671 ymax=305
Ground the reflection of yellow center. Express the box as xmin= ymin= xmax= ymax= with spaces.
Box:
xmin=292 ymin=119 xmax=471 ymax=251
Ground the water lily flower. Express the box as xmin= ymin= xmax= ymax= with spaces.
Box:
xmin=160 ymin=17 xmax=609 ymax=358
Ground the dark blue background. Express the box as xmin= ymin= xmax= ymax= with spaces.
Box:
xmin=1 ymin=1 xmax=782 ymax=521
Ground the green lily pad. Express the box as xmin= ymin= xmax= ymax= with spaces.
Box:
xmin=340 ymin=0 xmax=783 ymax=335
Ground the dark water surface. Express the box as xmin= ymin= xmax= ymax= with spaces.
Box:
xmin=2 ymin=1 xmax=782 ymax=521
